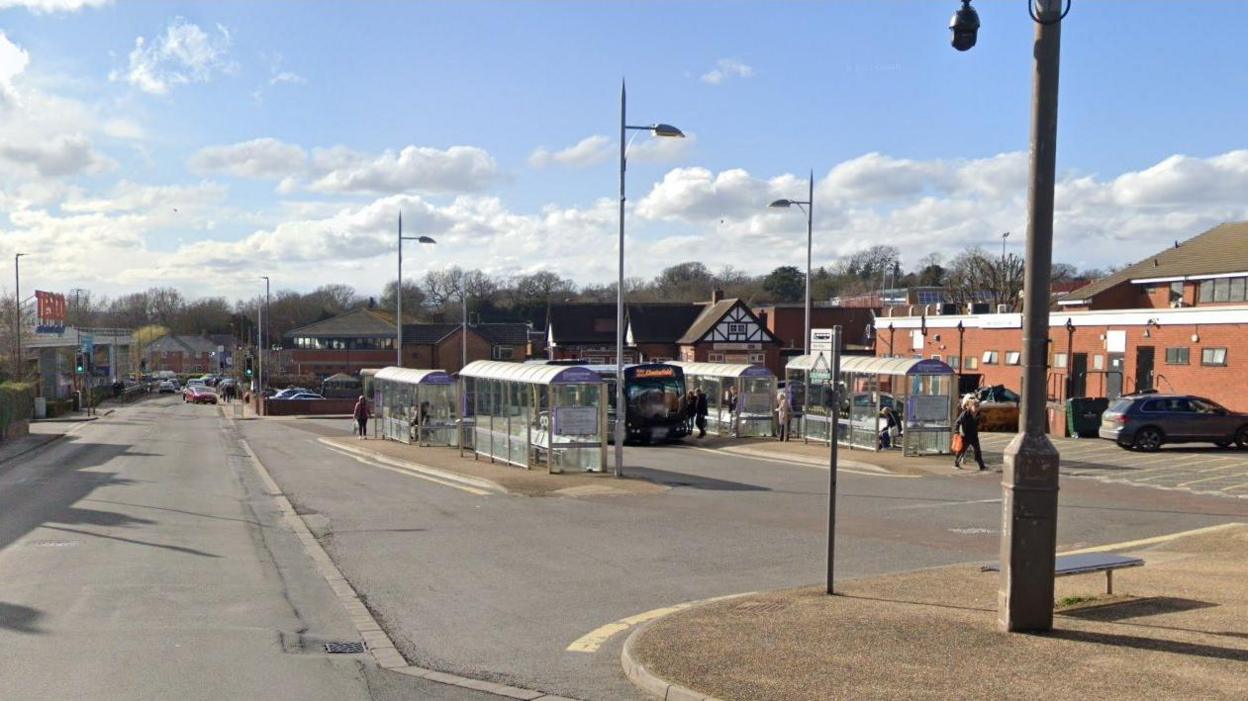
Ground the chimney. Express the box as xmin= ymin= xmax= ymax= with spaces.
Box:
xmin=710 ymin=288 xmax=725 ymax=304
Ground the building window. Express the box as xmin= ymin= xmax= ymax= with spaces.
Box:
xmin=748 ymin=352 xmax=765 ymax=363
xmin=1232 ymin=278 xmax=1247 ymax=302
xmin=1199 ymin=276 xmax=1248 ymax=303
xmin=1093 ymin=354 xmax=1104 ymax=370
xmin=708 ymin=352 xmax=725 ymax=363
xmin=982 ymin=351 xmax=999 ymax=365
xmin=492 ymin=346 xmax=515 ymax=360
xmin=1052 ymin=353 xmax=1067 ymax=369
xmin=727 ymin=323 xmax=747 ymax=335
xmin=1201 ymin=347 xmax=1228 ymax=366
xmin=1004 ymin=351 xmax=1021 ymax=366
xmin=1169 ymin=281 xmax=1184 ymax=304
xmin=1165 ymin=347 xmax=1189 ymax=365
xmin=964 ymin=356 xmax=978 ymax=370
xmin=948 ymin=355 xmax=961 ymax=370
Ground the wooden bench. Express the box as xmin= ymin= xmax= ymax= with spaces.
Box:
xmin=981 ymin=552 xmax=1144 ymax=595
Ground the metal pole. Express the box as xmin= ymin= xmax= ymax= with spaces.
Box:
xmin=999 ymin=0 xmax=1064 ymax=633
xmin=804 ymin=170 xmax=813 ymax=356
xmin=614 ymin=79 xmax=626 ymax=478
xmin=265 ymin=278 xmax=270 ymax=387
xmin=13 ymin=254 xmax=22 ymax=381
xmin=256 ymin=294 xmax=262 ymax=394
xmin=1066 ymin=322 xmax=1074 ymax=400
xmin=826 ymin=325 xmax=842 ymax=594
xmin=397 ymin=212 xmax=404 ymax=368
xmin=462 ymin=289 xmax=468 ymax=371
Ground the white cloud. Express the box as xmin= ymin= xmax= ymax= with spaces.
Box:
xmin=0 ymin=133 xmax=114 ymax=177
xmin=529 ymin=135 xmax=612 ymax=169
xmin=0 ymin=0 xmax=109 ymax=12
xmin=190 ymin=137 xmax=307 ymax=179
xmin=110 ymin=17 xmax=235 ymax=95
xmin=0 ymin=30 xmax=30 ymax=105
xmin=307 ymin=144 xmax=499 ymax=195
xmin=700 ymin=58 xmax=753 ymax=85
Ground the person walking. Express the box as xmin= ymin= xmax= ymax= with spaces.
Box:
xmin=776 ymin=389 xmax=791 ymax=442
xmin=353 ymin=395 xmax=370 ymax=439
xmin=694 ymin=387 xmax=709 ymax=439
xmin=953 ymin=397 xmax=987 ymax=470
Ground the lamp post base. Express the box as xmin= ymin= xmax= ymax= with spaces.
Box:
xmin=998 ymin=431 xmax=1060 ymax=632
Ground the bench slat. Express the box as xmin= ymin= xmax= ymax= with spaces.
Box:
xmin=980 ymin=552 xmax=1144 ymax=575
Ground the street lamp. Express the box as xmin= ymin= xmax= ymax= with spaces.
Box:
xmin=13 ymin=253 xmax=25 ymax=381
xmin=953 ymin=0 xmax=1070 ymax=633
xmin=616 ymin=79 xmax=685 ymax=478
xmin=259 ymin=276 xmax=270 ymax=395
xmin=1064 ymin=317 xmax=1075 ymax=400
xmin=1001 ymin=231 xmax=1010 ymax=263
xmin=956 ymin=319 xmax=966 ymax=380
xmin=769 ymin=170 xmax=816 ymax=356
xmin=396 ymin=210 xmax=437 ymax=367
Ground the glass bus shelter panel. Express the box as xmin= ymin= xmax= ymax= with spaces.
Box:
xmin=508 ymin=382 xmax=530 ymax=467
xmin=903 ymin=373 xmax=954 ymax=456
xmin=738 ymin=376 xmax=777 ymax=438
xmin=419 ymin=383 xmax=459 ymax=447
xmin=847 ymin=376 xmax=883 ymax=451
xmin=550 ymin=383 xmax=604 ymax=473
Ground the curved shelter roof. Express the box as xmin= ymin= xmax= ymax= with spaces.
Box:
xmin=671 ymin=361 xmax=774 ymax=379
xmin=786 ymin=355 xmax=954 ymax=376
xmin=374 ymin=366 xmax=454 ymax=385
xmin=460 ymin=360 xmax=602 ymax=385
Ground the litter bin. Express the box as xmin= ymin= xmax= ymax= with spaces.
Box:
xmin=1067 ymin=397 xmax=1109 ymax=438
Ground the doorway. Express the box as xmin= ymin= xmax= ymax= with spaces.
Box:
xmin=1106 ymin=353 xmax=1125 ymax=399
xmin=1135 ymin=346 xmax=1155 ymax=393
xmin=1070 ymin=353 xmax=1087 ymax=399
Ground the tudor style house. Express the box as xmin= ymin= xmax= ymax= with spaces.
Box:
xmin=547 ymin=291 xmax=786 ymax=374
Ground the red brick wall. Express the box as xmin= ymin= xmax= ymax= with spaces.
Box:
xmin=433 ymin=329 xmax=501 ymax=373
xmin=757 ymin=306 xmax=875 ymax=350
xmin=287 ymin=349 xmax=396 ymax=377
xmin=679 ymin=344 xmax=784 ymax=378
xmin=885 ymin=321 xmax=1248 ymax=412
xmin=262 ymin=398 xmax=357 ymax=416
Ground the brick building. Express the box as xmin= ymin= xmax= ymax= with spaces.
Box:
xmin=875 ymin=222 xmax=1248 ymax=411
xmin=282 ymin=308 xmax=531 ymax=377
xmin=142 ymin=335 xmax=223 ymax=374
xmin=753 ymin=303 xmax=877 ymax=365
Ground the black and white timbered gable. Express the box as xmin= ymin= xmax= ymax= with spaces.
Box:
xmin=680 ymin=300 xmax=779 ymax=346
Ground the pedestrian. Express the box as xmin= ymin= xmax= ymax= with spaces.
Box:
xmin=695 ymin=387 xmax=708 ymax=438
xmin=683 ymin=390 xmax=697 ymax=434
xmin=776 ymin=389 xmax=791 ymax=442
xmin=953 ymin=397 xmax=987 ymax=470
xmin=353 ymin=394 xmax=370 ymax=439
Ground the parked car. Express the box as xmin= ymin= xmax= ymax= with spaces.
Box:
xmin=158 ymin=380 xmax=178 ymax=393
xmin=275 ymin=391 xmax=325 ymax=401
xmin=185 ymin=386 xmax=219 ymax=405
xmin=271 ymin=387 xmax=309 ymax=400
xmin=973 ymin=384 xmax=1020 ymax=432
xmin=1098 ymin=393 xmax=1248 ymax=451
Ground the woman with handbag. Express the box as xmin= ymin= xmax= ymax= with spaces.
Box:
xmin=953 ymin=397 xmax=987 ymax=470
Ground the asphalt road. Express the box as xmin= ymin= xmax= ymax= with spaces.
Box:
xmin=0 ymin=396 xmax=496 ymax=701
xmin=242 ymin=414 xmax=1248 ymax=700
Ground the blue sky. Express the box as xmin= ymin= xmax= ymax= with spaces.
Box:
xmin=3 ymin=0 xmax=1248 ymax=301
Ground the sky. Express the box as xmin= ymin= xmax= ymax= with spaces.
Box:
xmin=3 ymin=0 xmax=1248 ymax=303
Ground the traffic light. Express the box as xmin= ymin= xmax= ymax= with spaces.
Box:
xmin=75 ymin=353 xmax=85 ymax=374
xmin=244 ymin=355 xmax=254 ymax=378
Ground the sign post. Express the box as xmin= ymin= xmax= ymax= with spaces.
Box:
xmin=826 ymin=326 xmax=842 ymax=595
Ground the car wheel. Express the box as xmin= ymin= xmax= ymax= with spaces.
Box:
xmin=1116 ymin=442 xmax=1134 ymax=451
xmin=1236 ymin=426 xmax=1248 ymax=449
xmin=1214 ymin=440 xmax=1232 ymax=449
xmin=1133 ymin=427 xmax=1164 ymax=452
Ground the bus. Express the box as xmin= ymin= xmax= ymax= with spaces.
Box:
xmin=534 ymin=361 xmax=689 ymax=444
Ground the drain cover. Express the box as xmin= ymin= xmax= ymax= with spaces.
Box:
xmin=324 ymin=642 xmax=365 ymax=654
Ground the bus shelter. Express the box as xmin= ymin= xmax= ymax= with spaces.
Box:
xmin=460 ymin=360 xmax=607 ymax=473
xmin=787 ymin=355 xmax=956 ymax=455
xmin=672 ymin=362 xmax=776 ymax=437
xmin=373 ymin=367 xmax=458 ymax=446
xmin=784 ymin=354 xmax=837 ymax=443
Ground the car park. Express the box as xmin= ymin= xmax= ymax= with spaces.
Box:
xmin=1098 ymin=393 xmax=1248 ymax=451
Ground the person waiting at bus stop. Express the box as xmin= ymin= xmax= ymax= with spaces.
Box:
xmin=775 ymin=389 xmax=791 ymax=442
xmin=694 ymin=388 xmax=708 ymax=438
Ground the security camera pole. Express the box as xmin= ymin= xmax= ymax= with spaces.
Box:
xmin=999 ymin=0 xmax=1066 ymax=632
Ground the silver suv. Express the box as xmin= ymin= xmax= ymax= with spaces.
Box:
xmin=1098 ymin=393 xmax=1248 ymax=451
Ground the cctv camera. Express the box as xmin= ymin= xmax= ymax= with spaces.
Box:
xmin=950 ymin=0 xmax=980 ymax=52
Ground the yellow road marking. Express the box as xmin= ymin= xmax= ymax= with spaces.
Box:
xmin=321 ymin=444 xmax=491 ymax=496
xmin=566 ymin=592 xmax=753 ymax=653
xmin=1060 ymin=522 xmax=1246 ymax=556
xmin=687 ymin=446 xmax=917 ymax=478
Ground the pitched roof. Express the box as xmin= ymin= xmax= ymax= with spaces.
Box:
xmin=144 ymin=334 xmax=218 ymax=354
xmin=474 ymin=323 xmax=532 ymax=345
xmin=678 ymin=299 xmax=740 ymax=344
xmin=401 ymin=323 xmax=461 ymax=343
xmin=547 ymin=303 xmax=619 ymax=344
xmin=285 ymin=308 xmax=400 ymax=339
xmin=1062 ymin=221 xmax=1248 ymax=303
xmin=627 ymin=303 xmax=704 ymax=343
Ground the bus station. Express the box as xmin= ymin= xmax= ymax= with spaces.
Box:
xmin=371 ymin=367 xmax=458 ymax=446
xmin=672 ymin=361 xmax=777 ymax=438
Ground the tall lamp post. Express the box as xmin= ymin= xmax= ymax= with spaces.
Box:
xmin=13 ymin=253 xmax=26 ymax=381
xmin=1001 ymin=231 xmax=1010 ymax=262
xmin=259 ymin=276 xmax=270 ymax=395
xmin=396 ymin=211 xmax=437 ymax=368
xmin=769 ymin=170 xmax=816 ymax=355
xmin=952 ymin=0 xmax=1070 ymax=632
xmin=616 ymin=80 xmax=685 ymax=477
xmin=956 ymin=319 xmax=966 ymax=384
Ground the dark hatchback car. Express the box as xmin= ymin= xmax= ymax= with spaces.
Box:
xmin=1099 ymin=393 xmax=1248 ymax=451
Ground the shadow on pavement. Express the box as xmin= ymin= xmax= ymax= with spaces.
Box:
xmin=1041 ymin=628 xmax=1248 ymax=662
xmin=1061 ymin=596 xmax=1218 ymax=622
xmin=626 ymin=466 xmax=768 ymax=491
xmin=0 ymin=601 xmax=45 ymax=634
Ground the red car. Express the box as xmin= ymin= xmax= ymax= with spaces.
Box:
xmin=184 ymin=385 xmax=218 ymax=404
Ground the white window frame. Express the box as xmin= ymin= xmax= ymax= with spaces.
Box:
xmin=1005 ymin=351 xmax=1021 ymax=366
xmin=982 ymin=351 xmax=999 ymax=365
xmin=747 ymin=352 xmax=765 ymax=364
xmin=1201 ymin=347 xmax=1228 ymax=367
xmin=1052 ymin=353 xmax=1068 ymax=369
xmin=727 ymin=323 xmax=747 ymax=336
xmin=492 ymin=346 xmax=515 ymax=360
xmin=708 ymin=352 xmax=726 ymax=363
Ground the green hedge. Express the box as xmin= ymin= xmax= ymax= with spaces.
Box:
xmin=0 ymin=382 xmax=35 ymax=435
